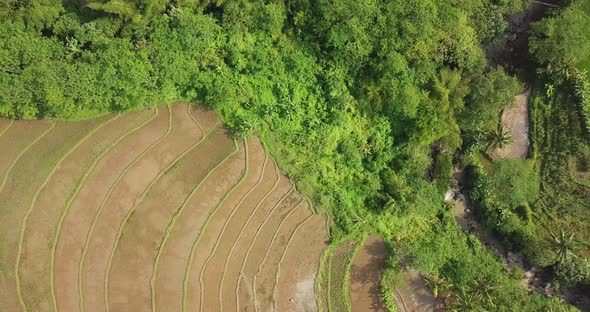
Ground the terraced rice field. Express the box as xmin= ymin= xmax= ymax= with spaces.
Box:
xmin=315 ymin=240 xmax=360 ymax=312
xmin=0 ymin=103 xmax=329 ymax=312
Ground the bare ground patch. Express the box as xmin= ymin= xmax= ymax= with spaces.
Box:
xmin=492 ymin=89 xmax=531 ymax=159
xmin=349 ymin=236 xmax=387 ymax=312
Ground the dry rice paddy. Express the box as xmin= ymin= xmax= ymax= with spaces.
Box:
xmin=0 ymin=103 xmax=329 ymax=312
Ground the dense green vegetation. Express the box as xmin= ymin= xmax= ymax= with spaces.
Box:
xmin=463 ymin=0 xmax=590 ymax=299
xmin=0 ymin=0 xmax=583 ymax=310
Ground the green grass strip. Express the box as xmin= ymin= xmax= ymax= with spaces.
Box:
xmin=198 ymin=150 xmax=269 ymax=312
xmin=104 ymin=116 xmax=218 ymax=312
xmin=150 ymin=138 xmax=239 ymax=312
xmin=0 ymin=122 xmax=56 ymax=194
xmin=49 ymin=111 xmax=151 ymax=312
xmin=0 ymin=119 xmax=14 ymax=139
xmin=181 ymin=140 xmax=249 ymax=312
xmin=252 ymin=199 xmax=304 ymax=312
xmin=77 ymin=105 xmax=168 ymax=312
xmin=218 ymin=159 xmax=280 ymax=311
xmin=271 ymin=210 xmax=315 ymax=311
xmin=15 ymin=116 xmax=115 ymax=312
xmin=315 ymin=242 xmax=333 ymax=312
xmin=234 ymin=187 xmax=294 ymax=311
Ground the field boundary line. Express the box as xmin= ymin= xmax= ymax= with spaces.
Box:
xmin=0 ymin=119 xmax=14 ymax=139
xmin=76 ymin=106 xmax=168 ymax=312
xmin=234 ymin=187 xmax=294 ymax=311
xmin=252 ymin=199 xmax=304 ymax=312
xmin=0 ymin=122 xmax=55 ymax=194
xmin=15 ymin=116 xmax=114 ymax=312
xmin=149 ymin=138 xmax=240 ymax=312
xmin=218 ymin=159 xmax=281 ymax=311
xmin=197 ymin=150 xmax=269 ymax=312
xmin=181 ymin=141 xmax=249 ymax=312
xmin=186 ymin=103 xmax=205 ymax=136
xmin=104 ymin=114 xmax=217 ymax=312
xmin=48 ymin=110 xmax=149 ymax=312
xmin=271 ymin=211 xmax=315 ymax=311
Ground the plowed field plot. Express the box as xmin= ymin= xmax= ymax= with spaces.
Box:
xmin=349 ymin=236 xmax=387 ymax=312
xmin=0 ymin=103 xmax=328 ymax=312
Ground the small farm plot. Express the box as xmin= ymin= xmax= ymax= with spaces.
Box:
xmin=348 ymin=236 xmax=388 ymax=312
xmin=0 ymin=103 xmax=328 ymax=312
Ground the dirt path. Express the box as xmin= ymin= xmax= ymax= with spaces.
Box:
xmin=349 ymin=236 xmax=387 ymax=312
xmin=492 ymin=88 xmax=531 ymax=160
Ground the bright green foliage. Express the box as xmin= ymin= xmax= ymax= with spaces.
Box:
xmin=530 ymin=0 xmax=590 ymax=75
xmin=484 ymin=125 xmax=513 ymax=152
xmin=459 ymin=68 xmax=521 ymax=133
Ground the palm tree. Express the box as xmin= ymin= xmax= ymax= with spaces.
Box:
xmin=484 ymin=124 xmax=512 ymax=152
xmin=471 ymin=277 xmax=497 ymax=307
xmin=549 ymin=229 xmax=577 ymax=264
xmin=451 ymin=287 xmax=484 ymax=312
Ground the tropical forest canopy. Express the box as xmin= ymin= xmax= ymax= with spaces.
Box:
xmin=1 ymin=0 xmax=589 ymax=310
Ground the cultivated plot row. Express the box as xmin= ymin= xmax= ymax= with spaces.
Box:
xmin=0 ymin=103 xmax=328 ymax=312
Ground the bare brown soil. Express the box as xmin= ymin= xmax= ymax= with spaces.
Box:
xmin=78 ymin=106 xmax=171 ymax=312
xmin=108 ymin=124 xmax=233 ymax=312
xmin=492 ymin=89 xmax=531 ymax=160
xmin=153 ymin=141 xmax=246 ymax=312
xmin=200 ymin=156 xmax=279 ymax=311
xmin=0 ymin=119 xmax=91 ymax=311
xmin=276 ymin=213 xmax=329 ymax=312
xmin=348 ymin=236 xmax=387 ymax=312
xmin=0 ymin=105 xmax=329 ymax=312
xmin=0 ymin=118 xmax=13 ymax=137
xmin=53 ymin=109 xmax=155 ymax=312
xmin=0 ymin=120 xmax=53 ymax=187
xmin=220 ymin=173 xmax=292 ymax=311
xmin=393 ymin=269 xmax=435 ymax=312
xmin=17 ymin=115 xmax=112 ymax=312
xmin=253 ymin=201 xmax=312 ymax=311
xmin=184 ymin=137 xmax=267 ymax=310
xmin=237 ymin=190 xmax=303 ymax=311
